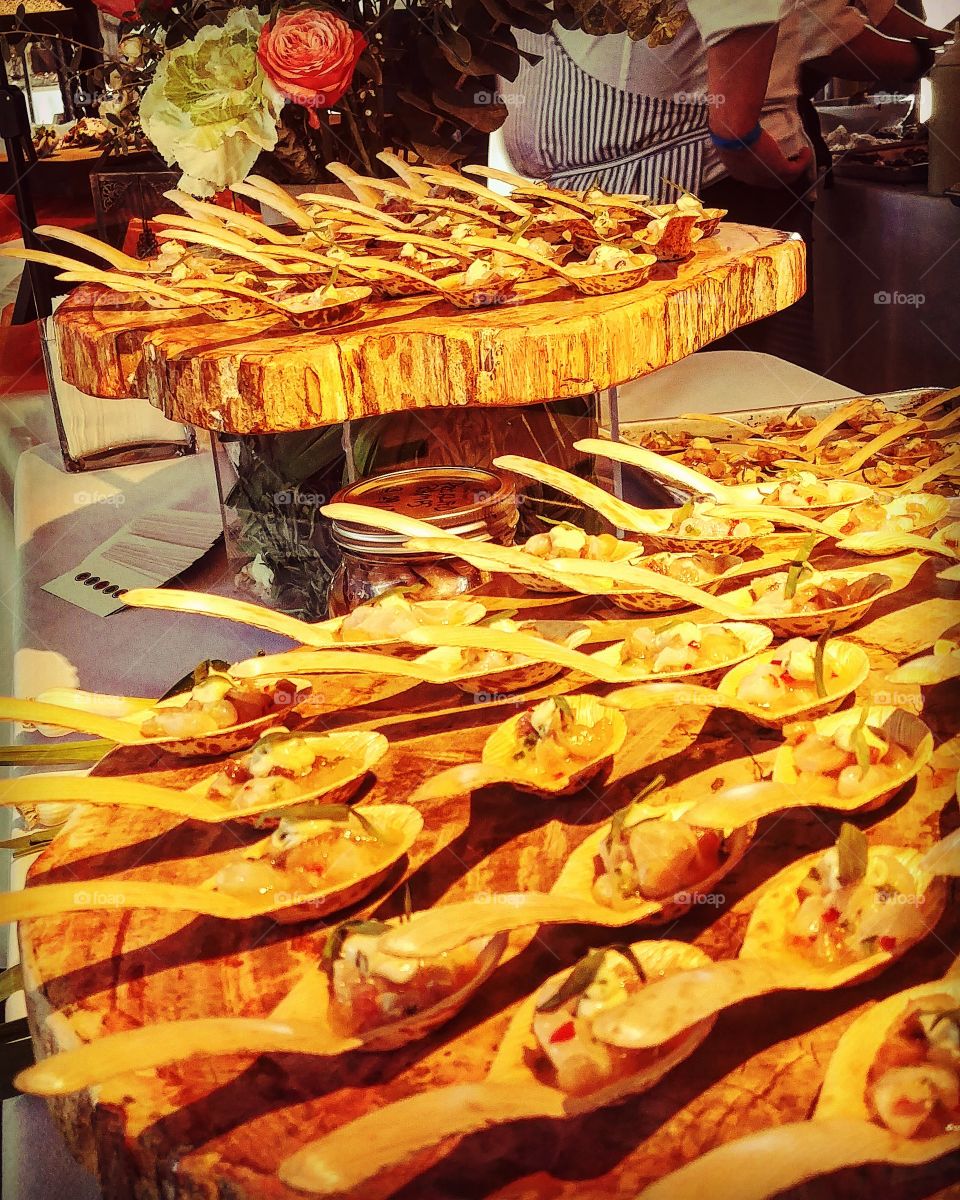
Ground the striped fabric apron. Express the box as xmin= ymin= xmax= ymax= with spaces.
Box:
xmin=502 ymin=29 xmax=710 ymax=202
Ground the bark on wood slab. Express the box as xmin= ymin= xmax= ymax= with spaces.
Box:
xmin=52 ymin=225 xmax=806 ymax=432
xmin=19 ymin=561 xmax=959 ymax=1200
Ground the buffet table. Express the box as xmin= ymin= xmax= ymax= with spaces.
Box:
xmin=17 ymin=539 xmax=960 ymax=1200
xmin=4 ymin=166 xmax=959 ymax=1200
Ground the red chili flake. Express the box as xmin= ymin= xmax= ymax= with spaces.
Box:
xmin=822 ymin=906 xmax=841 ymax=924
xmin=879 ymin=936 xmax=897 ymax=952
xmin=549 ymin=1021 xmax=576 ymax=1044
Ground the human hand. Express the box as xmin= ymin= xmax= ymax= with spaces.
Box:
xmin=714 ymin=132 xmax=813 ymax=189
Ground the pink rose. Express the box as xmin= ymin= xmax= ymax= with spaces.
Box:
xmin=257 ymin=8 xmax=366 ymax=128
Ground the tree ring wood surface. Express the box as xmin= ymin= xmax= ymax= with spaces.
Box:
xmin=17 ymin=553 xmax=960 ymax=1200
xmin=52 ymin=225 xmax=806 ymax=434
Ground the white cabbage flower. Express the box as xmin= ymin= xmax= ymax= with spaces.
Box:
xmin=140 ymin=9 xmax=283 ymax=197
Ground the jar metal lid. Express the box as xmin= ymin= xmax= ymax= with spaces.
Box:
xmin=330 ymin=465 xmax=518 ymax=556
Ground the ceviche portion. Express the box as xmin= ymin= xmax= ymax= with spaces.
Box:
xmin=531 ymin=947 xmax=652 ymax=1096
xmin=867 ymin=995 xmax=960 ymax=1138
xmin=199 ymin=731 xmax=372 ymax=812
xmin=592 ymin=800 xmax=727 ymax=906
xmin=325 ymin=920 xmax=492 ymax=1036
xmin=522 ymin=524 xmax=632 ymax=563
xmin=663 ymin=508 xmax=756 ymax=540
xmin=783 ymin=713 xmax=917 ymax=800
xmin=211 ymin=807 xmax=415 ymax=902
xmin=732 ymin=638 xmax=840 ymax=710
xmin=829 ymin=494 xmax=946 ymax=537
xmin=759 ymin=473 xmax=856 ymax=509
xmin=618 ymin=622 xmax=748 ymax=675
xmin=511 ymin=696 xmax=618 ymax=782
xmin=642 ymin=551 xmax=741 ymax=586
xmin=788 ymin=825 xmax=931 ymax=966
xmin=139 ymin=674 xmax=307 ymax=739
xmin=417 ymin=618 xmax=583 ymax=678
xmin=747 ymin=570 xmax=891 ymax=616
xmin=334 ymin=595 xmax=484 ymax=644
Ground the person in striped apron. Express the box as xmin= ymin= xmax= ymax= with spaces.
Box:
xmin=501 ymin=2 xmax=812 ymax=202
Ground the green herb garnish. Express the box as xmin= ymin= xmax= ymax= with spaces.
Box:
xmin=783 ymin=535 xmax=819 ymax=600
xmin=813 ymin=625 xmax=835 ymax=700
xmin=322 ymin=918 xmax=392 ymax=967
xmin=536 ymin=945 xmax=645 ymax=1013
xmin=0 ymin=964 xmax=23 ymax=1003
xmin=836 ymin=822 xmax=869 ymax=888
xmin=350 ymin=809 xmax=382 ymax=842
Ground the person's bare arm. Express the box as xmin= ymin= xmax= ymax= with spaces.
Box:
xmin=875 ymin=4 xmax=952 ymax=46
xmin=814 ymin=27 xmax=931 ymax=81
xmin=706 ymin=24 xmax=813 ymax=188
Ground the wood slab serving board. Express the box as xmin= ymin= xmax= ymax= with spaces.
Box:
xmin=19 ymin=549 xmax=959 ymax=1200
xmin=51 ymin=224 xmax=806 ymax=433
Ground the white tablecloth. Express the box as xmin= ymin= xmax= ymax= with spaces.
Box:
xmin=2 ymin=429 xmax=292 ymax=1200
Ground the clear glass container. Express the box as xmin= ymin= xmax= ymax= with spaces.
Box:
xmin=42 ymin=311 xmax=195 ymax=472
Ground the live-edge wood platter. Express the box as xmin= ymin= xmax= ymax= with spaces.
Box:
xmin=52 ymin=224 xmax=806 ymax=434
xmin=17 ymin=546 xmax=960 ymax=1200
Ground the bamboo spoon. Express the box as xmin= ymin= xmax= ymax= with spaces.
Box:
xmin=406 ymin=163 xmax=531 ymax=216
xmin=320 ymin=503 xmax=761 ymax=617
xmin=0 ymin=697 xmax=164 ymax=743
xmin=233 ymin=175 xmax=316 ymax=230
xmin=399 ymin=534 xmax=618 ymax=594
xmin=836 ymin=530 xmax=960 ymax=558
xmin=892 ymin=449 xmax=960 ymax=494
xmin=278 ymin=940 xmax=715 ymax=1197
xmin=463 ymin=235 xmax=655 ymax=294
xmin=461 ymin=164 xmax=600 ymax=217
xmin=296 ymin=191 xmax=413 ymax=231
xmin=14 ymin=925 xmax=508 ymax=1095
xmin=33 ymin=224 xmax=156 ymax=272
xmin=0 ymin=803 xmax=422 ymax=924
xmin=1 ymin=728 xmax=386 ymax=823
xmin=327 ymin=162 xmax=510 ymax=229
xmin=120 ymin=587 xmax=384 ymax=646
xmin=152 ymin=226 xmax=305 ymax=274
xmin=162 ymin=190 xmax=298 ymax=246
xmin=574 ymin=437 xmax=871 ymax=518
xmin=795 ymin=398 xmax=874 ymax=452
xmin=912 ymin=382 xmax=960 ymax=419
xmin=374 ymin=149 xmax=432 ymax=196
xmin=588 ymin=831 xmax=954 ymax=1053
xmin=834 ymin=419 xmax=925 ymax=476
xmin=326 ymin=226 xmax=476 ymax=261
xmin=638 ymin=974 xmax=960 ymax=1200
xmin=493 ymin=454 xmax=702 ymax=534
xmin=52 ymin=268 xmax=244 ymax=312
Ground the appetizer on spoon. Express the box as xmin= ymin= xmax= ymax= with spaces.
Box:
xmin=0 ymin=728 xmax=388 ymax=827
xmin=13 ymin=921 xmax=509 ymax=1094
xmin=411 ymin=694 xmax=626 ymax=802
xmin=385 ymin=777 xmax=757 ymax=950
xmin=0 ymin=804 xmax=423 ymax=925
xmin=682 ymin=707 xmax=933 ymax=828
xmin=278 ymin=940 xmax=717 ymax=1197
xmin=588 ymin=823 xmax=953 ymax=1053
xmin=0 ymin=672 xmax=313 ymax=758
xmin=607 ymin=636 xmax=871 ymax=730
xmin=639 ymin=973 xmax=960 ymax=1200
xmin=122 ymin=588 xmax=487 ymax=650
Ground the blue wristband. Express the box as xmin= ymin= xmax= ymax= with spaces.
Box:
xmin=709 ymin=123 xmax=764 ymax=152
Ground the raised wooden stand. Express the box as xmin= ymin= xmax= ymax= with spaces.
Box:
xmin=19 ymin=549 xmax=960 ymax=1200
xmin=52 ymin=224 xmax=806 ymax=433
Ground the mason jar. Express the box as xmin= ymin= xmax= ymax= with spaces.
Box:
xmin=327 ymin=466 xmax=518 ymax=615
